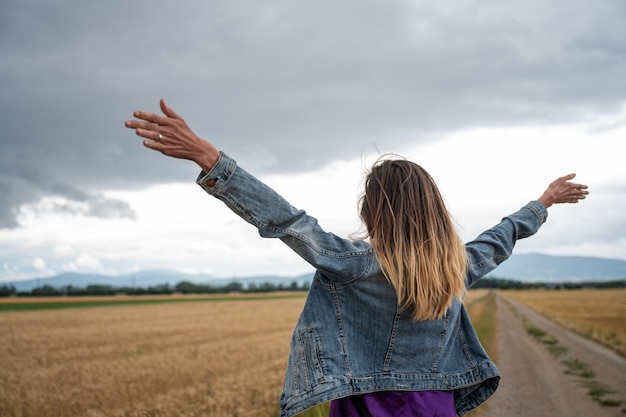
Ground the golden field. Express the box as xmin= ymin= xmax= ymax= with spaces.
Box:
xmin=0 ymin=295 xmax=306 ymax=417
xmin=1 ymin=288 xmax=620 ymax=417
xmin=503 ymin=289 xmax=626 ymax=357
xmin=0 ymin=291 xmax=493 ymax=417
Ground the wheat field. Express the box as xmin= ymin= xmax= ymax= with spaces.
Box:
xmin=0 ymin=291 xmax=496 ymax=417
xmin=503 ymin=289 xmax=626 ymax=357
xmin=3 ymin=289 xmax=619 ymax=417
xmin=0 ymin=295 xmax=306 ymax=417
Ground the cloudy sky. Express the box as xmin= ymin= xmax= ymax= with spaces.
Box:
xmin=1 ymin=0 xmax=625 ymax=282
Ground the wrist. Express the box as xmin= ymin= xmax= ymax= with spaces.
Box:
xmin=194 ymin=143 xmax=221 ymax=173
xmin=537 ymin=195 xmax=553 ymax=208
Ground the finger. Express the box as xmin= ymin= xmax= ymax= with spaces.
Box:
xmin=142 ymin=139 xmax=161 ymax=151
xmin=560 ymin=173 xmax=576 ymax=181
xmin=570 ymin=183 xmax=589 ymax=190
xmin=133 ymin=110 xmax=174 ymax=126
xmin=135 ymin=128 xmax=162 ymax=142
xmin=566 ymin=187 xmax=588 ymax=196
xmin=125 ymin=120 xmax=156 ymax=130
xmin=160 ymin=98 xmax=183 ymax=120
xmin=142 ymin=137 xmax=170 ymax=150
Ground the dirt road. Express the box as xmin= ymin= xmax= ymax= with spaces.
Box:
xmin=481 ymin=293 xmax=626 ymax=417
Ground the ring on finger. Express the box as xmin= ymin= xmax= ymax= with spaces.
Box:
xmin=157 ymin=134 xmax=163 ymax=141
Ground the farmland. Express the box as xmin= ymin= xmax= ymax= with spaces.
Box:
xmin=503 ymin=289 xmax=626 ymax=357
xmin=0 ymin=289 xmax=622 ymax=416
xmin=0 ymin=294 xmax=306 ymax=417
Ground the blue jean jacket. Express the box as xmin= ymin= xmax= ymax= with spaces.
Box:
xmin=197 ymin=153 xmax=548 ymax=417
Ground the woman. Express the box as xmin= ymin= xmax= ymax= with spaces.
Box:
xmin=125 ymin=99 xmax=588 ymax=417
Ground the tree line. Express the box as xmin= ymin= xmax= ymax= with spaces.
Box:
xmin=0 ymin=280 xmax=311 ymax=297
xmin=1 ymin=278 xmax=624 ymax=297
xmin=471 ymin=278 xmax=626 ymax=290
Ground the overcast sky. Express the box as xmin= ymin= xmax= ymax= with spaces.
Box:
xmin=1 ymin=0 xmax=625 ymax=282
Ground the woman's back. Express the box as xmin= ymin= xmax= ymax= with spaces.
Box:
xmin=281 ymin=256 xmax=499 ymax=415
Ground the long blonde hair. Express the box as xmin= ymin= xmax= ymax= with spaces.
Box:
xmin=360 ymin=157 xmax=466 ymax=321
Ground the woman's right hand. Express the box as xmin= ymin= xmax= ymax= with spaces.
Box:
xmin=125 ymin=98 xmax=220 ymax=173
xmin=537 ymin=174 xmax=589 ymax=208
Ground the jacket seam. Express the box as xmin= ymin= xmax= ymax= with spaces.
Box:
xmin=382 ymin=309 xmax=400 ymax=372
xmin=330 ymin=283 xmax=352 ymax=376
xmin=431 ymin=310 xmax=451 ymax=373
xmin=458 ymin=327 xmax=477 ymax=368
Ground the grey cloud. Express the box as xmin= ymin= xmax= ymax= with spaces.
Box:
xmin=0 ymin=174 xmax=136 ymax=228
xmin=1 ymin=0 xmax=625 ymax=228
xmin=84 ymin=195 xmax=136 ymax=220
xmin=33 ymin=194 xmax=136 ymax=220
xmin=0 ymin=176 xmax=36 ymax=228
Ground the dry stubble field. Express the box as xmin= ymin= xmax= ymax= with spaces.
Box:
xmin=0 ymin=291 xmax=489 ymax=417
xmin=0 ymin=294 xmax=306 ymax=417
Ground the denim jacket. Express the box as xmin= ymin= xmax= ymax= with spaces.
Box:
xmin=197 ymin=153 xmax=548 ymax=417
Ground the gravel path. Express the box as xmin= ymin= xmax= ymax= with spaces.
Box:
xmin=481 ymin=293 xmax=626 ymax=417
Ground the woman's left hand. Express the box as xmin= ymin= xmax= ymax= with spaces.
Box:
xmin=537 ymin=173 xmax=589 ymax=208
xmin=125 ymin=98 xmax=220 ymax=173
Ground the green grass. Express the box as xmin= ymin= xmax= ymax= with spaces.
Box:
xmin=298 ymin=402 xmax=330 ymax=417
xmin=524 ymin=324 xmax=547 ymax=339
xmin=583 ymin=381 xmax=622 ymax=407
xmin=463 ymin=291 xmax=499 ymax=417
xmin=562 ymin=358 xmax=587 ymax=375
xmin=523 ymin=323 xmax=569 ymax=357
xmin=466 ymin=291 xmax=499 ymax=361
xmin=0 ymin=293 xmax=307 ymax=312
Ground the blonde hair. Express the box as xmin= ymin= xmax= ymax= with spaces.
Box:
xmin=360 ymin=157 xmax=466 ymax=321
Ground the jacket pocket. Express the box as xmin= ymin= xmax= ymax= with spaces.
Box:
xmin=294 ymin=327 xmax=327 ymax=392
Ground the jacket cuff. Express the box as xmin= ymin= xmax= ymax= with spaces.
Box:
xmin=527 ymin=200 xmax=549 ymax=224
xmin=196 ymin=152 xmax=238 ymax=194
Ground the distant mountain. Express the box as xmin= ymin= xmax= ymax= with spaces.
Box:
xmin=486 ymin=253 xmax=626 ymax=282
xmin=5 ymin=254 xmax=626 ymax=292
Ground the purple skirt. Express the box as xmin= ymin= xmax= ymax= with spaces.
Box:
xmin=329 ymin=390 xmax=456 ymax=417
